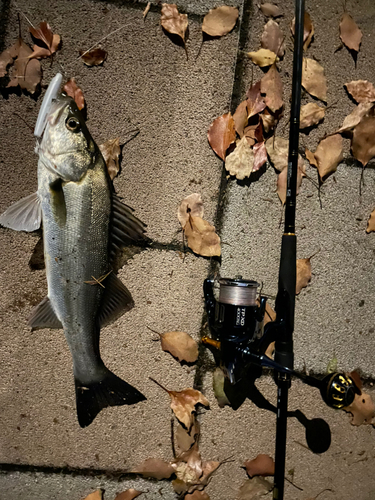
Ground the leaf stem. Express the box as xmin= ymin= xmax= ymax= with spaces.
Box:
xmin=149 ymin=377 xmax=169 ymax=393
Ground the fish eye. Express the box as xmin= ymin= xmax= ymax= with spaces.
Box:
xmin=66 ymin=117 xmax=80 ymax=132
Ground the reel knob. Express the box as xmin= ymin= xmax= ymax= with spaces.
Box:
xmin=320 ymin=373 xmax=358 ymax=409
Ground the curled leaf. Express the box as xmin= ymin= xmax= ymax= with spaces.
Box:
xmin=170 ymin=388 xmax=209 ymax=430
xmin=351 ymin=115 xmax=375 ymax=166
xmin=302 ymin=58 xmax=327 ymax=102
xmin=305 ymin=148 xmax=318 ymax=168
xmin=202 ymin=6 xmax=239 ymax=37
xmin=207 ymin=112 xmax=236 ymax=160
xmin=172 ymin=442 xmax=202 ymax=485
xmin=345 ymin=80 xmax=375 ymax=104
xmin=80 ymin=48 xmax=107 ymax=66
xmin=366 ymin=209 xmax=375 ymax=233
xmin=261 ymin=20 xmax=285 ymax=58
xmin=160 ymin=331 xmax=199 ymax=363
xmin=114 ymin=490 xmax=142 ymax=500
xmin=344 ymin=392 xmax=375 ymax=426
xmin=83 ymin=491 xmax=104 ymax=500
xmin=184 ymin=215 xmax=221 ymax=257
xmin=178 ymin=193 xmax=204 ymax=227
xmin=246 ymin=81 xmax=267 ymax=119
xmin=259 ymin=3 xmax=282 ymax=18
xmin=161 ymin=3 xmax=188 ymax=48
xmin=99 ymin=138 xmax=121 ymax=180
xmin=244 ymin=454 xmax=275 ymax=477
xmin=29 ymin=21 xmax=60 ymax=58
xmin=213 ymin=367 xmax=230 ymax=408
xmin=131 ymin=458 xmax=175 ymax=479
xmin=176 ymin=420 xmax=200 ymax=452
xmin=296 ymin=257 xmax=312 ymax=294
xmin=225 ymin=136 xmax=254 ymax=180
xmin=238 ymin=477 xmax=273 ymax=499
xmin=299 ymin=102 xmax=325 ymax=129
xmin=314 ymin=135 xmax=343 ymax=180
xmin=340 ymin=13 xmax=362 ymax=53
xmin=335 ymin=102 xmax=374 ymax=134
xmin=63 ymin=78 xmax=85 ymax=110
xmin=261 ymin=63 xmax=283 ymax=112
xmin=291 ymin=12 xmax=314 ymax=50
xmin=248 ymin=48 xmax=278 ymax=67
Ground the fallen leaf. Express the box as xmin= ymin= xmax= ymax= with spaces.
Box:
xmin=345 ymin=80 xmax=375 ymax=104
xmin=349 ymin=370 xmax=362 ymax=391
xmin=296 ymin=257 xmax=312 ymax=294
xmin=314 ymin=134 xmax=343 ymax=179
xmin=243 ymin=125 xmax=257 ymax=146
xmin=253 ymin=142 xmax=268 ymax=171
xmin=225 ymin=136 xmax=255 ymax=179
xmin=261 ymin=20 xmax=285 ymax=58
xmin=213 ymin=367 xmax=230 ymax=408
xmin=260 ymin=109 xmax=276 ymax=133
xmin=80 ymin=48 xmax=107 ymax=66
xmin=160 ymin=331 xmax=199 ymax=363
xmin=340 ymin=12 xmax=362 ymax=53
xmin=114 ymin=490 xmax=142 ymax=500
xmin=265 ymin=341 xmax=275 ymax=359
xmin=176 ymin=420 xmax=200 ymax=452
xmin=29 ymin=21 xmax=60 ymax=58
xmin=259 ymin=3 xmax=282 ymax=18
xmin=82 ymin=491 xmax=103 ymax=500
xmin=299 ymin=102 xmax=325 ymax=129
xmin=99 ymin=138 xmax=121 ymax=180
xmin=238 ymin=477 xmax=273 ymax=499
xmin=178 ymin=193 xmax=204 ymax=227
xmin=7 ymin=38 xmax=41 ymax=93
xmin=131 ymin=458 xmax=175 ymax=479
xmin=184 ymin=215 xmax=221 ymax=257
xmin=202 ymin=6 xmax=239 ymax=37
xmin=143 ymin=2 xmax=151 ymax=19
xmin=305 ymin=148 xmax=318 ymax=168
xmin=291 ymin=12 xmax=314 ymax=50
xmin=302 ymin=58 xmax=327 ymax=102
xmin=244 ymin=454 xmax=275 ymax=477
xmin=161 ymin=3 xmax=188 ymax=50
xmin=335 ymin=102 xmax=374 ymax=134
xmin=172 ymin=479 xmax=188 ymax=494
xmin=265 ymin=136 xmax=304 ymax=172
xmin=261 ymin=63 xmax=283 ymax=112
xmin=366 ymin=209 xmax=375 ymax=233
xmin=63 ymin=78 xmax=85 ymax=110
xmin=248 ymin=48 xmax=278 ymax=67
xmin=263 ymin=302 xmax=276 ymax=325
xmin=172 ymin=442 xmax=203 ymax=485
xmin=185 ymin=491 xmax=210 ymax=500
xmin=200 ymin=460 xmax=221 ymax=486
xmin=233 ymin=100 xmax=249 ymax=137
xmin=351 ymin=115 xmax=375 ymax=166
xmin=0 ymin=48 xmax=13 ymax=77
xmin=207 ymin=112 xmax=236 ymax=160
xmin=344 ymin=392 xmax=375 ymax=425
xmin=326 ymin=356 xmax=338 ymax=374
xmin=246 ymin=81 xmax=267 ymax=119
xmin=277 ymin=163 xmax=305 ymax=204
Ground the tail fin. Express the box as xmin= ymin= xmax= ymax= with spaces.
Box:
xmin=75 ymin=370 xmax=146 ymax=428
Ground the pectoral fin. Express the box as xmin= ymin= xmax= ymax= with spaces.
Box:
xmin=99 ymin=272 xmax=134 ymax=328
xmin=0 ymin=192 xmax=41 ymax=232
xmin=28 ymin=296 xmax=62 ymax=330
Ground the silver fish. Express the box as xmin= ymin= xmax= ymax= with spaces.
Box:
xmin=0 ymin=87 xmax=146 ymax=427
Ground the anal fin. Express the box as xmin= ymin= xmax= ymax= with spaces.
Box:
xmin=99 ymin=272 xmax=134 ymax=328
xmin=28 ymin=296 xmax=62 ymax=330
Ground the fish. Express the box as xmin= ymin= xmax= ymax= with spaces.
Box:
xmin=0 ymin=75 xmax=147 ymax=427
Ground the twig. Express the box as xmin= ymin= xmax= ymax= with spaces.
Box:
xmin=284 ymin=475 xmax=303 ymax=491
xmin=78 ymin=23 xmax=130 ymax=60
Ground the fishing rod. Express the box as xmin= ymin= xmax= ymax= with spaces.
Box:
xmin=202 ymin=0 xmax=359 ymax=498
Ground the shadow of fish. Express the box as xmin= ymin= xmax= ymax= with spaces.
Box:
xmin=0 ymin=90 xmax=146 ymax=427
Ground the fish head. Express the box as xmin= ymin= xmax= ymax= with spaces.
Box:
xmin=39 ymin=95 xmax=97 ymax=182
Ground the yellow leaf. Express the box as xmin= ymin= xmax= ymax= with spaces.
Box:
xmin=202 ymin=6 xmax=239 ymax=37
xmin=248 ymin=48 xmax=278 ymax=67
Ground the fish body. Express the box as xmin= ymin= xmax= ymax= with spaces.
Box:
xmin=0 ymin=93 xmax=146 ymax=427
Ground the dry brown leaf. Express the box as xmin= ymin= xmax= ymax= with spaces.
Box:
xmin=335 ymin=102 xmax=374 ymax=134
xmin=265 ymin=136 xmax=304 ymax=172
xmin=207 ymin=112 xmax=236 ymax=160
xmin=259 ymin=3 xmax=282 ymax=18
xmin=178 ymin=193 xmax=204 ymax=227
xmin=176 ymin=420 xmax=200 ymax=452
xmin=63 ymin=78 xmax=85 ymax=110
xmin=143 ymin=2 xmax=151 ymax=19
xmin=291 ymin=12 xmax=314 ymax=50
xmin=185 ymin=491 xmax=210 ymax=500
xmin=302 ymin=58 xmax=327 ymax=102
xmin=366 ymin=209 xmax=375 ymax=233
xmin=233 ymin=100 xmax=249 ymax=137
xmin=172 ymin=479 xmax=188 ymax=494
xmin=260 ymin=109 xmax=276 ymax=133
xmin=160 ymin=331 xmax=199 ymax=363
xmin=212 ymin=367 xmax=230 ymax=408
xmin=351 ymin=115 xmax=375 ymax=166
xmin=265 ymin=341 xmax=275 ymax=359
xmin=80 ymin=48 xmax=107 ymax=66
xmin=305 ymin=148 xmax=318 ymax=168
xmin=314 ymin=135 xmax=343 ymax=179
xmin=345 ymin=80 xmax=375 ymax=104
xmin=244 ymin=454 xmax=275 ymax=477
xmin=184 ymin=215 xmax=221 ymax=257
xmin=202 ymin=6 xmax=239 ymax=37
xmin=243 ymin=125 xmax=257 ymax=146
xmin=173 ymin=442 xmax=203 ymax=485
xmin=246 ymin=81 xmax=267 ymax=119
xmin=253 ymin=142 xmax=268 ymax=171
xmin=131 ymin=458 xmax=175 ymax=479
xmin=29 ymin=21 xmax=60 ymax=58
xmin=277 ymin=163 xmax=305 ymax=205
xmin=299 ymin=103 xmax=325 ymax=129
xmin=248 ymin=48 xmax=278 ymax=67
xmin=200 ymin=460 xmax=220 ymax=486
xmin=114 ymin=490 xmax=143 ymax=500
xmin=99 ymin=138 xmax=121 ymax=180
xmin=82 ymin=491 xmax=104 ymax=500
xmin=296 ymin=257 xmax=312 ymax=294
xmin=261 ymin=20 xmax=285 ymax=58
xmin=263 ymin=302 xmax=276 ymax=326
xmin=0 ymin=48 xmax=13 ymax=77
xmin=344 ymin=392 xmax=375 ymax=425
xmin=261 ymin=63 xmax=283 ymax=112
xmin=7 ymin=38 xmax=41 ymax=93
xmin=161 ymin=3 xmax=188 ymax=48
xmin=238 ymin=477 xmax=273 ymax=499
xmin=225 ymin=136 xmax=255 ymax=179
xmin=340 ymin=13 xmax=362 ymax=53
xmin=349 ymin=371 xmax=362 ymax=391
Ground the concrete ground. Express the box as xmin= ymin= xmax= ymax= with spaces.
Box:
xmin=0 ymin=0 xmax=375 ymax=499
